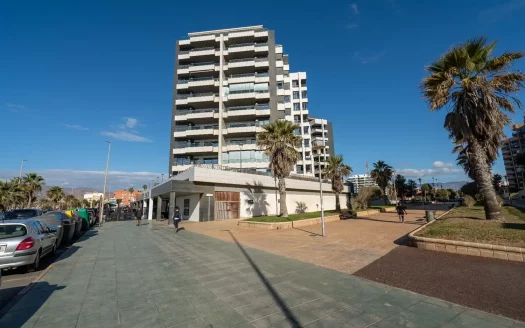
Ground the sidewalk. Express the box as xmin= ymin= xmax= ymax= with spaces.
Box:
xmin=1 ymin=221 xmax=522 ymax=328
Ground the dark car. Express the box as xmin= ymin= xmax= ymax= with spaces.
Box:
xmin=45 ymin=211 xmax=75 ymax=245
xmin=9 ymin=209 xmax=42 ymax=219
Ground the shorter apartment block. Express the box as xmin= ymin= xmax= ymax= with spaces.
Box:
xmin=502 ymin=119 xmax=525 ymax=190
xmin=346 ymin=174 xmax=379 ymax=194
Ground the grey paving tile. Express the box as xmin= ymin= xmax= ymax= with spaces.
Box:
xmin=353 ymin=295 xmax=405 ymax=318
xmin=421 ymin=297 xmax=466 ymax=314
xmin=164 ymin=318 xmax=209 ymax=328
xmin=463 ymin=309 xmax=517 ymax=327
xmin=407 ymin=301 xmax=462 ymax=323
xmin=158 ymin=308 xmax=201 ymax=326
xmin=323 ymin=306 xmax=382 ymax=327
xmin=202 ymin=308 xmax=249 ymax=328
xmin=119 ymin=303 xmax=159 ymax=323
xmin=371 ymin=310 xmax=443 ymax=328
xmin=223 ymin=291 xmax=262 ymax=308
xmin=442 ymin=313 xmax=510 ymax=328
xmin=0 ymin=308 xmax=40 ymax=328
xmin=76 ymin=311 xmax=120 ymax=328
xmin=235 ymin=300 xmax=281 ymax=321
xmin=116 ymin=314 xmax=165 ymax=328
xmin=31 ymin=312 xmax=79 ymax=328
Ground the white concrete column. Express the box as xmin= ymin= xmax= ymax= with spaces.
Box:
xmin=148 ymin=197 xmax=153 ymax=220
xmin=218 ymin=33 xmax=225 ymax=165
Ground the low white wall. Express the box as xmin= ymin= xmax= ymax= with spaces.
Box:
xmin=239 ymin=189 xmax=338 ymax=218
xmin=175 ymin=194 xmax=201 ymax=222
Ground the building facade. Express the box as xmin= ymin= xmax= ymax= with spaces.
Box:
xmin=169 ymin=25 xmax=334 ymax=178
xmin=346 ymin=174 xmax=379 ymax=194
xmin=502 ymin=120 xmax=525 ymax=190
xmin=112 ymin=189 xmax=143 ymax=206
xmin=83 ymin=192 xmax=103 ymax=201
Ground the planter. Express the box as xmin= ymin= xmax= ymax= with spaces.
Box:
xmin=408 ymin=210 xmax=525 ymax=262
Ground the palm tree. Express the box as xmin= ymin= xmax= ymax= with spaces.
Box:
xmin=62 ymin=194 xmax=81 ymax=209
xmin=143 ymin=184 xmax=147 ymax=191
xmin=0 ymin=179 xmax=25 ymax=210
xmin=257 ymin=120 xmax=301 ymax=217
xmin=323 ymin=155 xmax=352 ymax=212
xmin=128 ymin=187 xmax=135 ymax=205
xmin=47 ymin=186 xmax=65 ymax=209
xmin=421 ymin=37 xmax=525 ymax=219
xmin=22 ymin=173 xmax=45 ymax=208
xmin=370 ymin=161 xmax=394 ymax=204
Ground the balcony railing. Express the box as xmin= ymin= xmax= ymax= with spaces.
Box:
xmin=226 ymin=104 xmax=270 ymax=111
xmin=176 ymin=92 xmax=218 ymax=99
xmin=228 ymin=42 xmax=268 ymax=49
xmin=226 ymin=140 xmax=257 ymax=145
xmin=228 ymin=57 xmax=268 ymax=64
xmin=178 ymin=61 xmax=217 ymax=69
xmin=227 ymin=121 xmax=269 ymax=128
xmin=174 ymin=125 xmax=218 ymax=132
xmin=174 ymin=141 xmax=218 ymax=148
xmin=175 ymin=108 xmax=217 ymax=115
xmin=229 ymin=89 xmax=269 ymax=95
xmin=190 ymin=47 xmax=217 ymax=52
xmin=229 ymin=72 xmax=269 ymax=78
xmin=178 ymin=76 xmax=217 ymax=84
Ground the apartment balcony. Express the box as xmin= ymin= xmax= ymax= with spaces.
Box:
xmin=174 ymin=108 xmax=218 ymax=121
xmin=226 ymin=72 xmax=269 ymax=84
xmin=175 ymin=92 xmax=219 ymax=105
xmin=173 ymin=142 xmax=219 ymax=155
xmin=177 ymin=62 xmax=219 ymax=74
xmin=225 ymin=89 xmax=270 ymax=102
xmin=173 ymin=125 xmax=218 ymax=138
xmin=178 ymin=47 xmax=220 ymax=60
xmin=224 ymin=104 xmax=270 ymax=118
xmin=224 ymin=140 xmax=258 ymax=152
xmin=177 ymin=76 xmax=219 ymax=89
xmin=189 ymin=34 xmax=216 ymax=43
xmin=172 ymin=164 xmax=192 ymax=172
xmin=226 ymin=42 xmax=268 ymax=55
xmin=312 ymin=136 xmax=327 ymax=142
xmin=226 ymin=57 xmax=269 ymax=70
xmin=276 ymin=44 xmax=283 ymax=54
xmin=225 ymin=121 xmax=268 ymax=135
xmin=278 ymin=102 xmax=285 ymax=111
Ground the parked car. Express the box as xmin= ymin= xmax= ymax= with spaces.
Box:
xmin=45 ymin=211 xmax=75 ymax=244
xmin=0 ymin=219 xmax=58 ymax=272
xmin=37 ymin=213 xmax=65 ymax=248
xmin=1 ymin=212 xmax=16 ymax=220
xmin=8 ymin=209 xmax=42 ymax=219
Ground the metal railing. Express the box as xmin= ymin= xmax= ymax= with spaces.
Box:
xmin=229 ymin=72 xmax=269 ymax=78
xmin=176 ymin=92 xmax=218 ymax=99
xmin=191 ymin=47 xmax=217 ymax=52
xmin=174 ymin=125 xmax=218 ymax=132
xmin=227 ymin=121 xmax=269 ymax=128
xmin=174 ymin=141 xmax=218 ymax=148
xmin=226 ymin=139 xmax=257 ymax=145
xmin=226 ymin=104 xmax=270 ymax=111
xmin=175 ymin=108 xmax=217 ymax=115
xmin=229 ymin=89 xmax=269 ymax=95
xmin=178 ymin=61 xmax=217 ymax=69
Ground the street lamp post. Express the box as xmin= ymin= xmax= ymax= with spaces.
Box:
xmin=99 ymin=141 xmax=111 ymax=229
xmin=392 ymin=170 xmax=398 ymax=203
xmin=313 ymin=145 xmax=325 ymax=237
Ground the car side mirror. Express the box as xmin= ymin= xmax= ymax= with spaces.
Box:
xmin=48 ymin=227 xmax=57 ymax=233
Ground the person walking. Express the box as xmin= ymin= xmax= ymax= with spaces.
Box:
xmin=135 ymin=206 xmax=142 ymax=226
xmin=396 ymin=201 xmax=407 ymax=223
xmin=173 ymin=205 xmax=182 ymax=232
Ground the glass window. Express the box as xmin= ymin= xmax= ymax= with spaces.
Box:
xmin=0 ymin=224 xmax=27 ymax=240
xmin=203 ymin=158 xmax=218 ymax=164
xmin=293 ymin=103 xmax=300 ymax=111
xmin=301 ymin=79 xmax=306 ymax=86
xmin=296 ymin=165 xmax=303 ymax=172
xmin=294 ymin=115 xmax=300 ymax=123
xmin=32 ymin=222 xmax=43 ymax=234
xmin=292 ymin=80 xmax=299 ymax=87
xmin=183 ymin=199 xmax=190 ymax=216
xmin=293 ymin=91 xmax=299 ymax=99
xmin=303 ymin=126 xmax=309 ymax=134
xmin=304 ymin=139 xmax=310 ymax=147
xmin=284 ymin=95 xmax=290 ymax=102
xmin=277 ymin=82 xmax=283 ymax=89
xmin=302 ymin=102 xmax=308 ymax=110
xmin=294 ymin=128 xmax=301 ymax=136
xmin=301 ymin=90 xmax=307 ymax=98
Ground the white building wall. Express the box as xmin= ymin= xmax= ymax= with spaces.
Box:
xmin=175 ymin=194 xmax=201 ymax=222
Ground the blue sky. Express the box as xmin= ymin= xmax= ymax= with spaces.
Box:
xmin=1 ymin=0 xmax=525 ymax=189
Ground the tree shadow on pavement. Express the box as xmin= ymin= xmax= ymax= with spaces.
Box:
xmin=292 ymin=226 xmax=322 ymax=237
xmin=0 ymin=282 xmax=64 ymax=327
xmin=223 ymin=230 xmax=301 ymax=327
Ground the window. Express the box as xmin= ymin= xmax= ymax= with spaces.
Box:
xmin=296 ymin=165 xmax=303 ymax=173
xmin=301 ymin=90 xmax=307 ymax=98
xmin=293 ymin=103 xmax=300 ymax=111
xmin=301 ymin=79 xmax=306 ymax=86
xmin=293 ymin=91 xmax=300 ymax=99
xmin=284 ymin=95 xmax=290 ymax=102
xmin=294 ymin=128 xmax=301 ymax=136
xmin=183 ymin=199 xmax=190 ymax=216
xmin=0 ymin=224 xmax=27 ymax=240
xmin=203 ymin=158 xmax=218 ymax=164
xmin=294 ymin=115 xmax=300 ymax=123
xmin=277 ymin=82 xmax=283 ymax=89
xmin=32 ymin=222 xmax=43 ymax=234
xmin=302 ymin=102 xmax=308 ymax=110
xmin=303 ymin=126 xmax=309 ymax=134
xmin=292 ymin=80 xmax=299 ymax=87
xmin=304 ymin=139 xmax=310 ymax=147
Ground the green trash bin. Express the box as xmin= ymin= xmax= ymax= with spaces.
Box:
xmin=74 ymin=208 xmax=90 ymax=231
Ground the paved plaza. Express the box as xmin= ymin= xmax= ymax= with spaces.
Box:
xmin=1 ymin=221 xmax=523 ymax=328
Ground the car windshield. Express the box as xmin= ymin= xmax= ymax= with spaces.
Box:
xmin=11 ymin=209 xmax=37 ymax=218
xmin=0 ymin=224 xmax=28 ymax=240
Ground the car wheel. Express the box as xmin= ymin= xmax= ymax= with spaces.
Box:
xmin=51 ymin=243 xmax=57 ymax=256
xmin=27 ymin=250 xmax=41 ymax=273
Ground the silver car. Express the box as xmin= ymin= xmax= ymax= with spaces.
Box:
xmin=0 ymin=219 xmax=58 ymax=272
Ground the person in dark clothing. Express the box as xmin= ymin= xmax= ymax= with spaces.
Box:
xmin=396 ymin=201 xmax=407 ymax=223
xmin=173 ymin=206 xmax=182 ymax=232
xmin=136 ymin=206 xmax=143 ymax=226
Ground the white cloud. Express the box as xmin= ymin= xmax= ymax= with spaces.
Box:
xmin=6 ymin=103 xmax=26 ymax=112
xmin=432 ymin=161 xmax=454 ymax=168
xmin=64 ymin=124 xmax=88 ymax=131
xmin=396 ymin=167 xmax=463 ymax=178
xmin=101 ymin=131 xmax=152 ymax=142
xmin=0 ymin=169 xmax=161 ymax=190
xmin=350 ymin=3 xmax=359 ymax=15
xmin=124 ymin=117 xmax=138 ymax=129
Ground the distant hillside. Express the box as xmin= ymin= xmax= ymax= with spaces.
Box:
xmin=40 ymin=186 xmax=102 ymax=198
xmin=437 ymin=181 xmax=469 ymax=190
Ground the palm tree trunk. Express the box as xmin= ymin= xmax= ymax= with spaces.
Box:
xmin=382 ymin=188 xmax=388 ymax=205
xmin=335 ymin=192 xmax=341 ymax=212
xmin=278 ymin=178 xmax=288 ymax=217
xmin=470 ymin=140 xmax=502 ymax=220
xmin=27 ymin=191 xmax=32 ymax=208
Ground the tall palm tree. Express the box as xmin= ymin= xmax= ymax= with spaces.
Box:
xmin=47 ymin=186 xmax=65 ymax=209
xmin=370 ymin=161 xmax=394 ymax=204
xmin=421 ymin=37 xmax=525 ymax=219
xmin=143 ymin=184 xmax=147 ymax=191
xmin=257 ymin=120 xmax=301 ymax=217
xmin=128 ymin=187 xmax=135 ymax=205
xmin=22 ymin=173 xmax=45 ymax=208
xmin=323 ymin=154 xmax=352 ymax=212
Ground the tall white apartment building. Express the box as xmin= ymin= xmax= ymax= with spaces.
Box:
xmin=169 ymin=25 xmax=334 ymax=177
xmin=346 ymin=174 xmax=379 ymax=194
